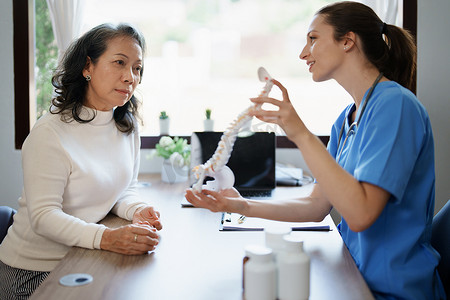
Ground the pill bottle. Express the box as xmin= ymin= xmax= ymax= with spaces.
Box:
xmin=264 ymin=225 xmax=292 ymax=260
xmin=243 ymin=245 xmax=277 ymax=300
xmin=242 ymin=245 xmax=256 ymax=290
xmin=277 ymin=235 xmax=310 ymax=300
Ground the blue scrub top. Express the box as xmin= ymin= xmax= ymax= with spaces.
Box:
xmin=327 ymin=81 xmax=446 ymax=299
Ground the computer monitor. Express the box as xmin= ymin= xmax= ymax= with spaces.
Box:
xmin=189 ymin=131 xmax=276 ymax=195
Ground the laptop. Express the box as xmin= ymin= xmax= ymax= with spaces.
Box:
xmin=182 ymin=131 xmax=276 ymax=206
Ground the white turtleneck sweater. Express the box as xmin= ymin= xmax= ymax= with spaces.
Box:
xmin=0 ymin=107 xmax=148 ymax=271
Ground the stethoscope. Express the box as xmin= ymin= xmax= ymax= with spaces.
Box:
xmin=336 ymin=73 xmax=384 ymax=162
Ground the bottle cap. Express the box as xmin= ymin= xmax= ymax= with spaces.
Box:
xmin=282 ymin=235 xmax=304 ymax=252
xmin=244 ymin=245 xmax=273 ymax=262
xmin=264 ymin=225 xmax=292 ymax=250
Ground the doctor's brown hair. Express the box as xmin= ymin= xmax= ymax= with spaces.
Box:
xmin=317 ymin=1 xmax=416 ymax=92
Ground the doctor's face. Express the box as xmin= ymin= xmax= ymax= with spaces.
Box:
xmin=83 ymin=36 xmax=143 ymax=111
xmin=299 ymin=15 xmax=345 ymax=82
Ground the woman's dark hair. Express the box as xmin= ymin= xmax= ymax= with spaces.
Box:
xmin=51 ymin=23 xmax=146 ymax=134
xmin=317 ymin=1 xmax=416 ymax=92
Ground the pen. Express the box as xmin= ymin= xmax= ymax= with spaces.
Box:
xmin=222 ymin=212 xmax=232 ymax=224
xmin=225 ymin=212 xmax=232 ymax=223
xmin=238 ymin=215 xmax=246 ymax=224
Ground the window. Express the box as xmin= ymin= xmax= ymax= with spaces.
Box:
xmin=82 ymin=0 xmax=347 ymax=138
xmin=14 ymin=0 xmax=416 ymax=149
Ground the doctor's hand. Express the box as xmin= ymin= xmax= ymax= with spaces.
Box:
xmin=133 ymin=206 xmax=162 ymax=231
xmin=100 ymin=223 xmax=160 ymax=255
xmin=250 ymin=79 xmax=309 ymax=143
xmin=184 ymin=187 xmax=247 ymax=214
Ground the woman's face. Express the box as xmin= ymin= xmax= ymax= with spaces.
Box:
xmin=83 ymin=36 xmax=143 ymax=111
xmin=299 ymin=14 xmax=345 ymax=82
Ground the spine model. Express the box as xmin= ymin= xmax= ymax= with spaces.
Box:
xmin=192 ymin=67 xmax=274 ymax=192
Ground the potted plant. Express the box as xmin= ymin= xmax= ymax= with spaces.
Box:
xmin=203 ymin=108 xmax=214 ymax=131
xmin=159 ymin=111 xmax=170 ymax=135
xmin=154 ymin=136 xmax=191 ymax=183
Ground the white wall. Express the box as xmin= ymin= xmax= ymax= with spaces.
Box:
xmin=417 ymin=0 xmax=450 ymax=213
xmin=0 ymin=1 xmax=448 ymax=213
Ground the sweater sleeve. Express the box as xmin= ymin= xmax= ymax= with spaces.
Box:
xmin=22 ymin=123 xmax=106 ymax=249
xmin=111 ymin=126 xmax=148 ymax=220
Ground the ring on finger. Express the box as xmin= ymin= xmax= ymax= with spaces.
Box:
xmin=134 ymin=234 xmax=138 ymax=242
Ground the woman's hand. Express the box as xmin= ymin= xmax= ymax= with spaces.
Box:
xmin=250 ymin=79 xmax=309 ymax=143
xmin=100 ymin=223 xmax=160 ymax=255
xmin=184 ymin=187 xmax=247 ymax=214
xmin=133 ymin=206 xmax=162 ymax=231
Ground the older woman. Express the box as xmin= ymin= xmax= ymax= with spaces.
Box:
xmin=0 ymin=23 xmax=162 ymax=299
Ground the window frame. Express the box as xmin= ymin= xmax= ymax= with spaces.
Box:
xmin=13 ymin=0 xmax=416 ymax=149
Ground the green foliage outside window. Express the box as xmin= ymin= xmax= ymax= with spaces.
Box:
xmin=35 ymin=0 xmax=58 ymax=119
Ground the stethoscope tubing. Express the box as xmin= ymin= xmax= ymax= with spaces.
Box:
xmin=336 ymin=72 xmax=384 ymax=162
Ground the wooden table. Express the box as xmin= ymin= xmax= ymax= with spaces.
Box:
xmin=30 ymin=174 xmax=374 ymax=300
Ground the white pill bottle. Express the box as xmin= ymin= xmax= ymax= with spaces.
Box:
xmin=277 ymin=236 xmax=310 ymax=300
xmin=264 ymin=226 xmax=292 ymax=260
xmin=244 ymin=245 xmax=277 ymax=300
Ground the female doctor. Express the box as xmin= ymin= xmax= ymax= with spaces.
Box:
xmin=185 ymin=2 xmax=446 ymax=299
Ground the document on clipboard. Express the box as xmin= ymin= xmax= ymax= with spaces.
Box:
xmin=220 ymin=213 xmax=331 ymax=231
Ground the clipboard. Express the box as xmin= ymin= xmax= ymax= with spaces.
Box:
xmin=220 ymin=213 xmax=331 ymax=231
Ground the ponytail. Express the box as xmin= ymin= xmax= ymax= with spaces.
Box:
xmin=382 ymin=24 xmax=416 ymax=92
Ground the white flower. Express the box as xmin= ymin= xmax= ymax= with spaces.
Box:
xmin=158 ymin=136 xmax=174 ymax=148
xmin=153 ymin=136 xmax=191 ymax=165
xmin=169 ymin=152 xmax=185 ymax=168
